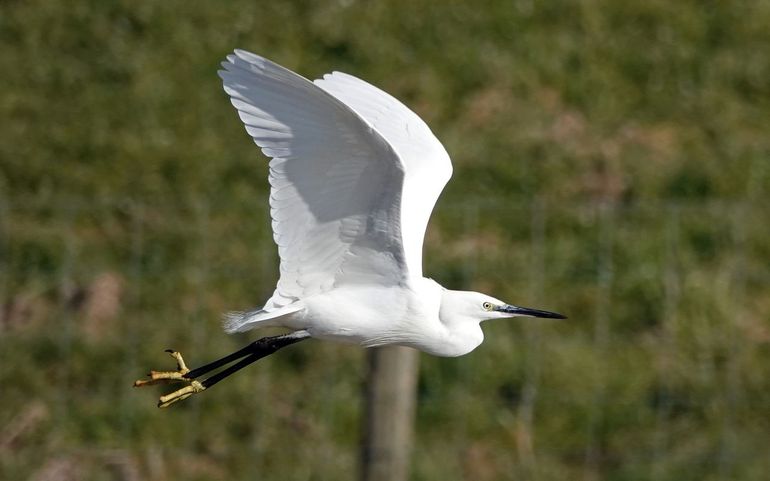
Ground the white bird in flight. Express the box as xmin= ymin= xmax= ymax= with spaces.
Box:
xmin=135 ymin=50 xmax=565 ymax=407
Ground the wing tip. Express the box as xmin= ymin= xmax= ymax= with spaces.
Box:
xmin=233 ymin=48 xmax=260 ymax=63
xmin=220 ymin=49 xmax=265 ymax=72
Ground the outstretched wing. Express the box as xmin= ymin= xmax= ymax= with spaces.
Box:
xmin=314 ymin=71 xmax=453 ymax=278
xmin=220 ymin=50 xmax=409 ymax=309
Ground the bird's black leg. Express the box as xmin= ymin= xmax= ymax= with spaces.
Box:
xmin=181 ymin=342 xmax=261 ymax=380
xmin=134 ymin=330 xmax=311 ymax=408
xmin=188 ymin=330 xmax=311 ymax=387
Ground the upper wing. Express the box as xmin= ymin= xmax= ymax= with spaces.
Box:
xmin=220 ymin=50 xmax=410 ymax=309
xmin=314 ymin=72 xmax=453 ymax=278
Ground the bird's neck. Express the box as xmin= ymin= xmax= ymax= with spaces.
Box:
xmin=393 ymin=278 xmax=476 ymax=356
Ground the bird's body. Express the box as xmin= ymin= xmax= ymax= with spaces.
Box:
xmin=252 ymin=278 xmax=481 ymax=357
xmin=135 ymin=50 xmax=565 ymax=407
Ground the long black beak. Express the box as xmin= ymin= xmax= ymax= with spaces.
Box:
xmin=495 ymin=304 xmax=567 ymax=319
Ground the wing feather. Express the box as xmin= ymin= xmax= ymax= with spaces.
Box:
xmin=314 ymin=72 xmax=453 ymax=277
xmin=220 ymin=51 xmax=410 ymax=310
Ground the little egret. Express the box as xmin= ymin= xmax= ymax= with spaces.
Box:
xmin=135 ymin=50 xmax=565 ymax=407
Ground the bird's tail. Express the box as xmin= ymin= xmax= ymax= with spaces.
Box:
xmin=222 ymin=309 xmax=263 ymax=333
xmin=222 ymin=302 xmax=304 ymax=334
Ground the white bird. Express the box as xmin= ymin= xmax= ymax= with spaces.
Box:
xmin=135 ymin=50 xmax=565 ymax=407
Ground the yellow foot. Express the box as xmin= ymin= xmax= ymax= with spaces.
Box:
xmin=157 ymin=380 xmax=206 ymax=408
xmin=133 ymin=350 xmax=207 ymax=408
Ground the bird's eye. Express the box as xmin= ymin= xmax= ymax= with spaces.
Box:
xmin=482 ymin=302 xmax=493 ymax=311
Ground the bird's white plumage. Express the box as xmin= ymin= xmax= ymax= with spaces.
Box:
xmin=133 ymin=52 xmax=564 ymax=412
xmin=314 ymin=72 xmax=453 ymax=276
xmin=219 ymin=50 xmax=452 ymax=330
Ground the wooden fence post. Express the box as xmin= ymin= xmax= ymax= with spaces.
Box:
xmin=360 ymin=346 xmax=419 ymax=481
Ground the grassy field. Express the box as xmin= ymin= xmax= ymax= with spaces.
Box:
xmin=2 ymin=1 xmax=769 ymax=480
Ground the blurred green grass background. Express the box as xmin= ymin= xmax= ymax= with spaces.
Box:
xmin=1 ymin=1 xmax=769 ymax=480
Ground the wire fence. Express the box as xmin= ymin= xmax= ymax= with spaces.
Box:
xmin=1 ymin=195 xmax=768 ymax=481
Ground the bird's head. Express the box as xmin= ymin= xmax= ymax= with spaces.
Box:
xmin=428 ymin=289 xmax=565 ymax=357
xmin=440 ymin=290 xmax=566 ymax=326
